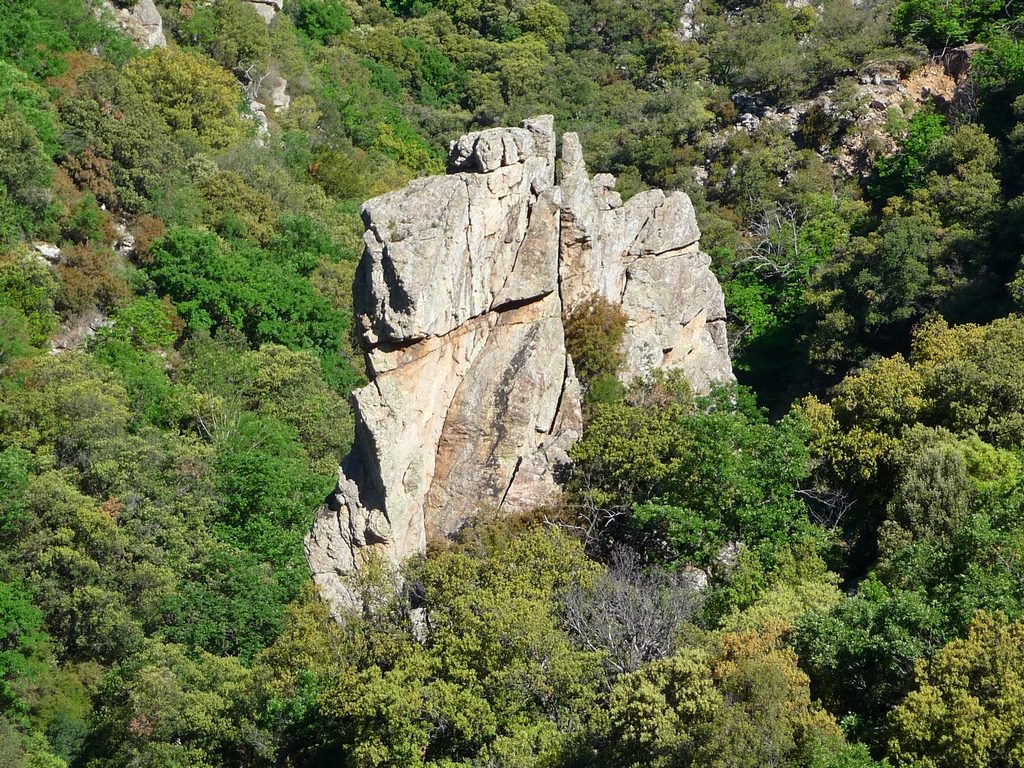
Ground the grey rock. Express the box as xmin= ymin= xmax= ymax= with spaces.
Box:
xmin=306 ymin=117 xmax=733 ymax=614
xmin=32 ymin=242 xmax=61 ymax=264
xmin=246 ymin=0 xmax=282 ymax=23
xmin=679 ymin=566 xmax=710 ymax=592
xmin=98 ymin=0 xmax=166 ymax=49
xmin=738 ymin=112 xmax=761 ymax=132
xmin=247 ymin=100 xmax=270 ymax=145
xmin=266 ymin=74 xmax=290 ymax=110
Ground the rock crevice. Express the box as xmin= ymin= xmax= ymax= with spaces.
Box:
xmin=306 ymin=117 xmax=732 ymax=612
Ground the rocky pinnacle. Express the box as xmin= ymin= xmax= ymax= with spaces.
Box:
xmin=305 ymin=117 xmax=733 ymax=613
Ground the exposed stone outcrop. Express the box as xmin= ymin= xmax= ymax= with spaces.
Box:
xmin=306 ymin=117 xmax=732 ymax=612
xmin=246 ymin=0 xmax=283 ymax=23
xmin=265 ymin=73 xmax=291 ymax=111
xmin=99 ymin=0 xmax=166 ymax=50
xmin=717 ymin=45 xmax=984 ymax=182
xmin=32 ymin=242 xmax=62 ymax=264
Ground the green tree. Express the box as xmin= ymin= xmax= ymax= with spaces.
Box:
xmin=571 ymin=379 xmax=815 ymax=565
xmin=888 ymin=611 xmax=1024 ymax=768
xmin=604 ymin=626 xmax=844 ymax=768
xmin=123 ymin=49 xmax=249 ymax=150
xmin=291 ymin=0 xmax=353 ymax=43
xmin=563 ymin=295 xmax=627 ymax=399
xmin=0 ymin=111 xmax=54 ymax=242
xmin=83 ymin=641 xmax=271 ymax=768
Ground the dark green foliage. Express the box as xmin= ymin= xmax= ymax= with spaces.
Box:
xmin=570 ymin=379 xmax=817 ymax=566
xmin=870 ymin=111 xmax=947 ymax=202
xmin=145 ymin=227 xmax=354 ymax=386
xmin=0 ymin=580 xmax=45 ymax=712
xmin=291 ymin=0 xmax=353 ymax=43
xmin=165 ymin=0 xmax=272 ymax=72
xmin=795 ymin=580 xmax=947 ymax=740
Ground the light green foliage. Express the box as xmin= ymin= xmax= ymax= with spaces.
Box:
xmin=892 ymin=0 xmax=1022 ymax=48
xmin=606 ymin=648 xmax=722 ymax=767
xmin=888 ymin=612 xmax=1024 ymax=768
xmin=95 ymin=297 xmax=178 ymax=351
xmin=0 ymin=111 xmax=55 ymax=243
xmin=914 ymin=316 xmax=1024 ymax=445
xmin=122 ymin=49 xmax=249 ymax=151
xmin=604 ymin=627 xmax=844 ymax=768
xmin=718 ymin=542 xmax=843 ymax=634
xmin=0 ymin=308 xmax=33 ymax=368
xmin=196 ymin=169 xmax=278 ymax=244
xmin=0 ymin=62 xmax=59 ymax=156
xmin=0 ymin=580 xmax=47 ymax=712
xmin=212 ymin=411 xmax=333 ymax=571
xmin=0 ymin=0 xmax=134 ymax=79
xmin=261 ymin=527 xmax=605 ymax=767
xmin=85 ymin=640 xmax=271 ymax=768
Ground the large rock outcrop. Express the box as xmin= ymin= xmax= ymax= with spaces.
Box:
xmin=306 ymin=117 xmax=732 ymax=611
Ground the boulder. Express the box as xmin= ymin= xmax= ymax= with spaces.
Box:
xmin=99 ymin=0 xmax=166 ymax=49
xmin=246 ymin=0 xmax=282 ymax=23
xmin=32 ymin=242 xmax=61 ymax=264
xmin=306 ymin=117 xmax=733 ymax=614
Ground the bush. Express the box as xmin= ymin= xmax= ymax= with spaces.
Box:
xmin=563 ymin=295 xmax=627 ymax=386
xmin=291 ymin=0 xmax=353 ymax=43
xmin=123 ymin=48 xmax=249 ymax=150
xmin=56 ymin=244 xmax=129 ymax=314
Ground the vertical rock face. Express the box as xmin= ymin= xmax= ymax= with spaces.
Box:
xmin=306 ymin=117 xmax=732 ymax=611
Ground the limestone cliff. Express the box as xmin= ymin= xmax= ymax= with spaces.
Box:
xmin=306 ymin=117 xmax=732 ymax=611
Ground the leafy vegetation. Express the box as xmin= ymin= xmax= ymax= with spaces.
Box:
xmin=2 ymin=0 xmax=1024 ymax=765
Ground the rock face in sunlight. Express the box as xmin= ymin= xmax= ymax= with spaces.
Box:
xmin=99 ymin=0 xmax=166 ymax=49
xmin=306 ymin=116 xmax=733 ymax=612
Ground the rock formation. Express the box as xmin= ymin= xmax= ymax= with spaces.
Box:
xmin=246 ymin=0 xmax=283 ymax=23
xmin=98 ymin=0 xmax=166 ymax=49
xmin=306 ymin=117 xmax=732 ymax=611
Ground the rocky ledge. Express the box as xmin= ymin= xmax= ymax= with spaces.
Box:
xmin=306 ymin=117 xmax=733 ymax=612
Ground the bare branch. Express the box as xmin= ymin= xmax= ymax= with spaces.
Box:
xmin=562 ymin=548 xmax=704 ymax=675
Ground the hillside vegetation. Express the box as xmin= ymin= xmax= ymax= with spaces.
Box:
xmin=2 ymin=0 xmax=1024 ymax=766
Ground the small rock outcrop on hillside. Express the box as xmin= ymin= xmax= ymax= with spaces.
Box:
xmin=99 ymin=0 xmax=166 ymax=50
xmin=306 ymin=117 xmax=733 ymax=611
xmin=246 ymin=0 xmax=283 ymax=23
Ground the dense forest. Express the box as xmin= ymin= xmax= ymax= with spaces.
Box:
xmin=2 ymin=0 xmax=1024 ymax=766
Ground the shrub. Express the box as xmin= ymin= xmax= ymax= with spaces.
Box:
xmin=563 ymin=295 xmax=627 ymax=386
